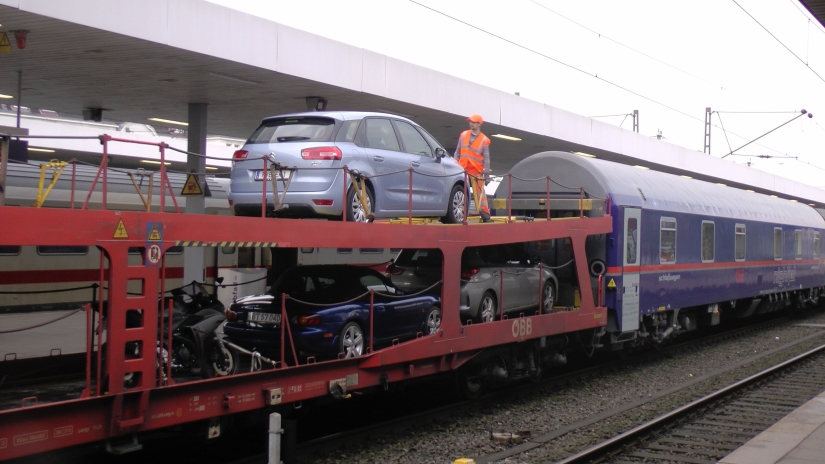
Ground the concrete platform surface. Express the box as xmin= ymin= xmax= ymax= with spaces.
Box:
xmin=720 ymin=390 xmax=825 ymax=464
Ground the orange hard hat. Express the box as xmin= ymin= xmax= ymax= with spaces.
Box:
xmin=467 ymin=114 xmax=484 ymax=123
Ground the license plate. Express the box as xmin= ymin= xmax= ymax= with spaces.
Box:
xmin=254 ymin=170 xmax=291 ymax=181
xmin=248 ymin=312 xmax=281 ymax=324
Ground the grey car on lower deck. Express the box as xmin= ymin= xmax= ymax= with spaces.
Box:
xmin=388 ymin=245 xmax=558 ymax=323
xmin=229 ymin=111 xmax=468 ymax=222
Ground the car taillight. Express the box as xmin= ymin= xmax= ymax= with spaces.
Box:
xmin=232 ymin=149 xmax=249 ymax=160
xmin=461 ymin=268 xmax=480 ymax=280
xmin=225 ymin=308 xmax=238 ymax=321
xmin=295 ymin=315 xmax=322 ymax=326
xmin=312 ymin=199 xmax=334 ymax=206
xmin=385 ymin=263 xmax=405 ymax=276
xmin=301 ymin=146 xmax=342 ymax=160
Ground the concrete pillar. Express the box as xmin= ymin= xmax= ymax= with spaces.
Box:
xmin=268 ymin=412 xmax=281 ymax=464
xmin=183 ymin=103 xmax=207 ymax=284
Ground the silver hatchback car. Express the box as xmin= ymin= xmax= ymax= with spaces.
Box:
xmin=388 ymin=245 xmax=558 ymax=323
xmin=229 ymin=111 xmax=468 ymax=222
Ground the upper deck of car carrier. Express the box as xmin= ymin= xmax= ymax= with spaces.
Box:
xmin=0 ymin=133 xmax=612 ymax=461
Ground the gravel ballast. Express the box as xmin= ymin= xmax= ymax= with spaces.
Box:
xmin=301 ymin=309 xmax=825 ymax=464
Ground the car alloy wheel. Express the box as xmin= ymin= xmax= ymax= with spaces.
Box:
xmin=478 ymin=291 xmax=497 ymax=323
xmin=426 ymin=306 xmax=442 ymax=335
xmin=347 ymin=186 xmax=374 ymax=223
xmin=443 ymin=184 xmax=465 ymax=224
xmin=542 ymin=280 xmax=555 ymax=314
xmin=339 ymin=322 xmax=365 ymax=358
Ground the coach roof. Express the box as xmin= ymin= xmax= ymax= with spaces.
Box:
xmin=506 ymin=152 xmax=825 ymax=228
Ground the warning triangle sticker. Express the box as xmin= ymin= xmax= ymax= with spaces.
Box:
xmin=607 ymin=278 xmax=616 ymax=289
xmin=113 ymin=219 xmax=129 ymax=239
xmin=181 ymin=172 xmax=204 ymax=196
xmin=147 ymin=225 xmax=162 ymax=241
xmin=0 ymin=33 xmax=10 ymax=54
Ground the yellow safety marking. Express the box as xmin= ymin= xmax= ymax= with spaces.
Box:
xmin=658 ymin=306 xmax=666 ymax=312
xmin=173 ymin=241 xmax=277 ymax=248
xmin=147 ymin=226 xmax=162 ymax=241
xmin=33 ymin=160 xmax=68 ymax=208
xmin=453 ymin=459 xmax=476 ymax=464
xmin=0 ymin=33 xmax=10 ymax=54
xmin=181 ymin=172 xmax=204 ymax=196
xmin=607 ymin=278 xmax=616 ymax=288
xmin=113 ymin=219 xmax=129 ymax=239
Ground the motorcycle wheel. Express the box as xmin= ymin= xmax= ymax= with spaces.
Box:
xmin=205 ymin=341 xmax=239 ymax=377
xmin=170 ymin=336 xmax=200 ymax=372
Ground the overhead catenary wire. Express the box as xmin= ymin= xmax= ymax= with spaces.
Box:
xmin=528 ymin=0 xmax=720 ymax=88
xmin=732 ymin=0 xmax=825 ymax=84
xmin=408 ymin=0 xmax=794 ymax=158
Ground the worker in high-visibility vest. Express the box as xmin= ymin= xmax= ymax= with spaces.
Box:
xmin=454 ymin=113 xmax=492 ymax=222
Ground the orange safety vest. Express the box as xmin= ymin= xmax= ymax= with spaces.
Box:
xmin=456 ymin=130 xmax=490 ymax=174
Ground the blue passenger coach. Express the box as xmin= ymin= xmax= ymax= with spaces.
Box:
xmin=501 ymin=152 xmax=825 ymax=348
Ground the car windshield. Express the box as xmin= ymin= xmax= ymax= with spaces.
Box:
xmin=394 ymin=249 xmax=443 ymax=267
xmin=247 ymin=117 xmax=335 ymax=144
xmin=273 ymin=266 xmax=377 ymax=303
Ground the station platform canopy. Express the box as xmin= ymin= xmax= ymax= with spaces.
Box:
xmin=0 ymin=0 xmax=823 ymax=204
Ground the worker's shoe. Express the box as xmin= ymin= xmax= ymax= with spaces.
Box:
xmin=480 ymin=211 xmax=493 ymax=223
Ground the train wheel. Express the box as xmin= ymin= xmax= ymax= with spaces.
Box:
xmin=339 ymin=322 xmax=365 ymax=358
xmin=206 ymin=341 xmax=238 ymax=377
xmin=442 ymin=184 xmax=465 ymax=224
xmin=456 ymin=366 xmax=485 ymax=400
xmin=346 ymin=185 xmax=374 ymax=223
xmin=425 ymin=306 xmax=442 ymax=335
xmin=476 ymin=291 xmax=497 ymax=323
xmin=542 ymin=280 xmax=556 ymax=314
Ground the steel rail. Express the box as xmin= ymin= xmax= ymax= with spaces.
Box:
xmin=286 ymin=314 xmax=797 ymax=462
xmin=555 ymin=341 xmax=825 ymax=464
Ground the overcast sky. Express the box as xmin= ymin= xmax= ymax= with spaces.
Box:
xmin=209 ymin=0 xmax=825 ymax=187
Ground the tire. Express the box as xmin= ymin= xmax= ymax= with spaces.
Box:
xmin=338 ymin=321 xmax=365 ymax=358
xmin=456 ymin=365 xmax=484 ymax=400
xmin=476 ymin=291 xmax=497 ymax=323
xmin=205 ymin=340 xmax=238 ymax=377
xmin=346 ymin=184 xmax=374 ymax=223
xmin=170 ymin=336 xmax=200 ymax=371
xmin=442 ymin=184 xmax=466 ymax=224
xmin=541 ymin=280 xmax=556 ymax=314
xmin=424 ymin=306 xmax=442 ymax=335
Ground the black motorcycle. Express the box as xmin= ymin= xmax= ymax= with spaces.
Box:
xmin=158 ymin=280 xmax=235 ymax=379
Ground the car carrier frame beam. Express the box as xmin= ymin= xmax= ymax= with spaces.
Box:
xmin=0 ymin=207 xmax=610 ymax=460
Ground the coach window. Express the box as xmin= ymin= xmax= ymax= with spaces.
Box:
xmin=626 ymin=217 xmax=638 ymax=264
xmin=795 ymin=230 xmax=803 ymax=260
xmin=701 ymin=221 xmax=715 ymax=263
xmin=37 ymin=246 xmax=89 ymax=255
xmin=222 ymin=246 xmax=237 ymax=254
xmin=300 ymin=248 xmax=314 ymax=254
xmin=735 ymin=224 xmax=746 ymax=261
xmin=660 ymin=218 xmax=677 ymax=264
xmin=0 ymin=246 xmax=21 ymax=255
xmin=814 ymin=231 xmax=821 ymax=259
xmin=774 ymin=228 xmax=783 ymax=260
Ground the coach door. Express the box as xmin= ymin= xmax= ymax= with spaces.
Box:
xmin=621 ymin=208 xmax=641 ymax=332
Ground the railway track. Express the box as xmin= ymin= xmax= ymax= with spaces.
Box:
xmin=560 ymin=343 xmax=825 ymax=464
xmin=289 ymin=314 xmax=808 ymax=463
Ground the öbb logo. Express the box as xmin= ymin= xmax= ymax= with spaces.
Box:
xmin=512 ymin=318 xmax=532 ymax=338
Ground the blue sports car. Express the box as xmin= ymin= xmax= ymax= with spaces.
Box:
xmin=223 ymin=265 xmax=441 ymax=360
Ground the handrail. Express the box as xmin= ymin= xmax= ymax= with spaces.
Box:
xmin=5 ymin=132 xmax=609 ymax=221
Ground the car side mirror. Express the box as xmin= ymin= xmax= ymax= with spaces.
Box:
xmin=434 ymin=147 xmax=446 ymax=160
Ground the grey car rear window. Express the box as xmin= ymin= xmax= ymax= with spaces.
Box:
xmin=247 ymin=117 xmax=335 ymax=144
xmin=395 ymin=249 xmax=443 ymax=267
